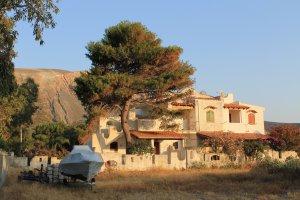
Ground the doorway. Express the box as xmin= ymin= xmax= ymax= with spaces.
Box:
xmin=154 ymin=141 xmax=160 ymax=154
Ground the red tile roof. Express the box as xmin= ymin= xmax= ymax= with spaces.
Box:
xmin=171 ymin=102 xmax=195 ymax=107
xmin=197 ymin=131 xmax=269 ymax=140
xmin=131 ymin=131 xmax=185 ymax=139
xmin=205 ymin=106 xmax=217 ymax=109
xmin=224 ymin=104 xmax=250 ymax=110
xmin=195 ymin=97 xmax=220 ymax=101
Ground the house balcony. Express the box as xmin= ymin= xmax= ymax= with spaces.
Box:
xmin=137 ymin=119 xmax=161 ymax=131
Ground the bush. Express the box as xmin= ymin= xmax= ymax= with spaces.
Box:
xmin=190 ymin=161 xmax=207 ymax=169
xmin=220 ymin=162 xmax=242 ymax=169
xmin=127 ymin=139 xmax=153 ymax=155
xmin=255 ymin=157 xmax=300 ymax=178
xmin=243 ymin=140 xmax=266 ymax=157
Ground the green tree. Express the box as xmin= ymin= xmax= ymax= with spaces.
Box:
xmin=75 ymin=21 xmax=194 ymax=144
xmin=243 ymin=140 xmax=265 ymax=158
xmin=11 ymin=78 xmax=39 ymax=127
xmin=0 ymin=17 xmax=17 ymax=97
xmin=0 ymin=0 xmax=59 ymax=44
xmin=0 ymin=0 xmax=59 ymax=146
xmin=32 ymin=121 xmax=85 ymax=152
xmin=33 ymin=121 xmax=69 ymax=151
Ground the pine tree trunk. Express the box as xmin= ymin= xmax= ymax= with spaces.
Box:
xmin=121 ymin=98 xmax=132 ymax=144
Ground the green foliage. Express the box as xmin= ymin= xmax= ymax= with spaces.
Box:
xmin=126 ymin=139 xmax=153 ymax=155
xmin=220 ymin=162 xmax=242 ymax=169
xmin=202 ymin=135 xmax=244 ymax=156
xmin=0 ymin=0 xmax=59 ymax=44
xmin=0 ymin=0 xmax=58 ymax=152
xmin=255 ymin=157 xmax=300 ymax=178
xmin=190 ymin=161 xmax=207 ymax=169
xmin=75 ymin=21 xmax=194 ymax=143
xmin=243 ymin=140 xmax=266 ymax=157
xmin=0 ymin=16 xmax=17 ymax=97
xmin=0 ymin=134 xmax=9 ymax=151
xmin=0 ymin=78 xmax=39 ymax=149
xmin=32 ymin=121 xmax=85 ymax=153
xmin=11 ymin=78 xmax=39 ymax=127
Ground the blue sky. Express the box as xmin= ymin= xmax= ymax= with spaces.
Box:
xmin=14 ymin=1 xmax=300 ymax=123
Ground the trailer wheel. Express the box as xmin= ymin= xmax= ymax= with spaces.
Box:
xmin=63 ymin=178 xmax=68 ymax=185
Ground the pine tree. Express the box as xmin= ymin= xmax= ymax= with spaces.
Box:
xmin=75 ymin=21 xmax=195 ymax=144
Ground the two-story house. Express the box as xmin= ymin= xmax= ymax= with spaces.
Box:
xmin=86 ymin=89 xmax=267 ymax=155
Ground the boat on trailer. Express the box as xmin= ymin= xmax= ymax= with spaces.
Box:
xmin=59 ymin=145 xmax=104 ymax=184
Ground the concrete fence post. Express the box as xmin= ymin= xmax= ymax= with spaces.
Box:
xmin=0 ymin=151 xmax=8 ymax=188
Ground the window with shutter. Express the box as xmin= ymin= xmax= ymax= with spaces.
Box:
xmin=248 ymin=113 xmax=255 ymax=125
xmin=206 ymin=110 xmax=215 ymax=123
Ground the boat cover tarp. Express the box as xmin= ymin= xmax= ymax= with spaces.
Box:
xmin=59 ymin=145 xmax=104 ymax=181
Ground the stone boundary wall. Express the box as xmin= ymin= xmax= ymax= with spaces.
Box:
xmin=101 ymin=150 xmax=186 ymax=171
xmin=0 ymin=151 xmax=8 ymax=188
xmin=5 ymin=149 xmax=299 ymax=172
xmin=7 ymin=154 xmax=61 ymax=170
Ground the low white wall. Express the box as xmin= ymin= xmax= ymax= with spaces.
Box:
xmin=263 ymin=149 xmax=298 ymax=161
xmin=101 ymin=150 xmax=187 ymax=171
xmin=4 ymin=149 xmax=298 ymax=173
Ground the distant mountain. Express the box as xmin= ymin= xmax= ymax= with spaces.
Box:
xmin=264 ymin=121 xmax=300 ymax=131
xmin=15 ymin=68 xmax=86 ymax=125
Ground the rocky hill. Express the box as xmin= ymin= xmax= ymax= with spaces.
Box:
xmin=264 ymin=121 xmax=300 ymax=131
xmin=14 ymin=68 xmax=299 ymax=129
xmin=15 ymin=68 xmax=86 ymax=125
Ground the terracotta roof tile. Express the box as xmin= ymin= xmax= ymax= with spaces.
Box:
xmin=131 ymin=131 xmax=185 ymax=139
xmin=205 ymin=106 xmax=217 ymax=109
xmin=224 ymin=104 xmax=250 ymax=110
xmin=197 ymin=131 xmax=269 ymax=140
xmin=171 ymin=102 xmax=195 ymax=107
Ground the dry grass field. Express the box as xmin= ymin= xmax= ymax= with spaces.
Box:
xmin=1 ymin=168 xmax=300 ymax=200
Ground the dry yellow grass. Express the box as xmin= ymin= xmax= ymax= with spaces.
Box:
xmin=1 ymin=168 xmax=300 ymax=200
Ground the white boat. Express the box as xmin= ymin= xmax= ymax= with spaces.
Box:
xmin=59 ymin=145 xmax=104 ymax=181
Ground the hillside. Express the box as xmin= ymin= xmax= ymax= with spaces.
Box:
xmin=264 ymin=121 xmax=300 ymax=131
xmin=15 ymin=68 xmax=86 ymax=125
xmin=14 ymin=68 xmax=300 ymax=129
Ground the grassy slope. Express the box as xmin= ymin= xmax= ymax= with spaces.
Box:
xmin=1 ymin=168 xmax=300 ymax=200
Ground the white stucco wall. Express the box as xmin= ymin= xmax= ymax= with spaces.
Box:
xmin=189 ymin=92 xmax=265 ymax=134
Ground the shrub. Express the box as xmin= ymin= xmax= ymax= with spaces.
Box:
xmin=243 ymin=140 xmax=266 ymax=158
xmin=190 ymin=161 xmax=207 ymax=169
xmin=267 ymin=125 xmax=300 ymax=153
xmin=202 ymin=134 xmax=244 ymax=156
xmin=255 ymin=157 xmax=300 ymax=178
xmin=127 ymin=139 xmax=153 ymax=155
xmin=220 ymin=162 xmax=242 ymax=169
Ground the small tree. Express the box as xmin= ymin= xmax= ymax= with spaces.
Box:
xmin=127 ymin=139 xmax=153 ymax=155
xmin=202 ymin=134 xmax=244 ymax=156
xmin=75 ymin=21 xmax=194 ymax=144
xmin=243 ymin=140 xmax=265 ymax=158
xmin=268 ymin=125 xmax=300 ymax=154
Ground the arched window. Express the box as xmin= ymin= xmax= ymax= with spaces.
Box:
xmin=206 ymin=110 xmax=215 ymax=123
xmin=248 ymin=113 xmax=255 ymax=125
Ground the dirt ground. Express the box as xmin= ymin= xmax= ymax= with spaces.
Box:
xmin=1 ymin=168 xmax=300 ymax=200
